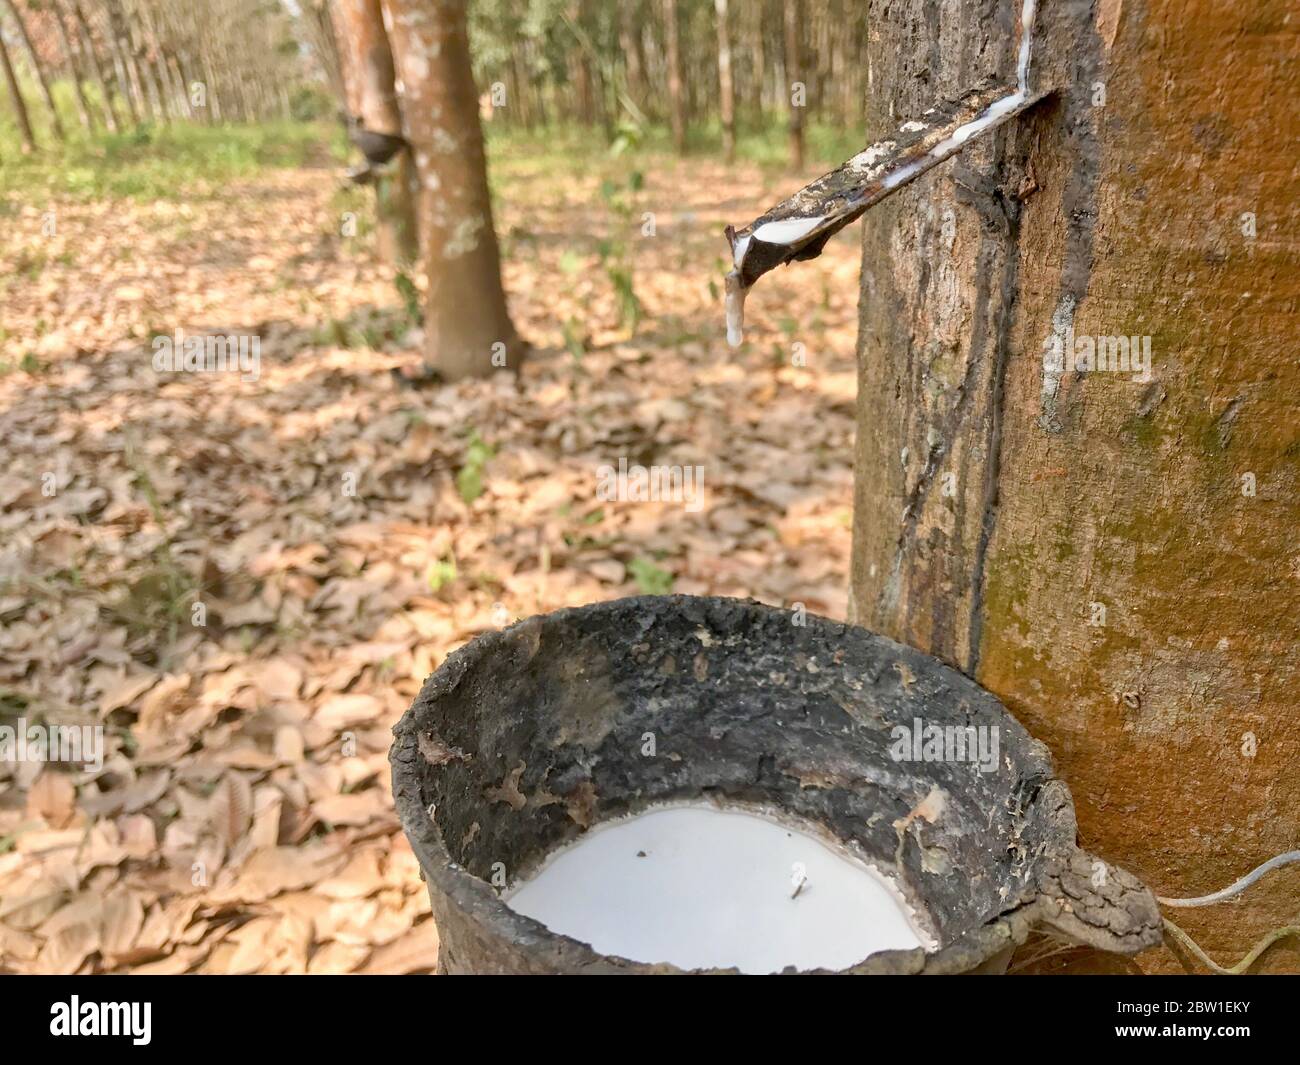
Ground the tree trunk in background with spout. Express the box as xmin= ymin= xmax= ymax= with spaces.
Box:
xmin=335 ymin=0 xmax=419 ymax=266
xmin=383 ymin=0 xmax=520 ymax=379
xmin=849 ymin=0 xmax=1298 ymax=972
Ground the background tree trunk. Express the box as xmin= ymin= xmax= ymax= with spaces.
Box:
xmin=334 ymin=0 xmax=419 ymax=266
xmin=0 ymin=21 xmax=35 ymax=151
xmin=101 ymin=10 xmax=141 ymax=127
xmin=383 ymin=0 xmax=519 ymax=380
xmin=662 ymin=0 xmax=685 ymax=154
xmin=714 ymin=0 xmax=735 ymax=163
xmin=71 ymin=0 xmax=121 ymax=131
xmin=850 ymin=0 xmax=1299 ymax=973
xmin=5 ymin=0 xmax=65 ymax=141
xmin=618 ymin=0 xmax=646 ymax=115
xmin=783 ymin=0 xmax=803 ymax=169
xmin=51 ymin=0 xmax=95 ymax=131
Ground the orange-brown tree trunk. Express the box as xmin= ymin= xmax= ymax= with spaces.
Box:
xmin=850 ymin=0 xmax=1299 ymax=973
xmin=383 ymin=0 xmax=520 ymax=380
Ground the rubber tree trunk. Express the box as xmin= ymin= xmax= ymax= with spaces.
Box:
xmin=618 ymin=0 xmax=646 ymax=116
xmin=662 ymin=0 xmax=685 ymax=154
xmin=849 ymin=0 xmax=1299 ymax=973
xmin=335 ymin=0 xmax=419 ymax=266
xmin=0 ymin=23 xmax=35 ymax=151
xmin=102 ymin=15 xmax=140 ymax=127
xmin=4 ymin=0 xmax=64 ymax=140
xmin=200 ymin=50 xmax=223 ymax=122
xmin=119 ymin=34 xmax=151 ymax=123
xmin=783 ymin=0 xmax=804 ymax=170
xmin=51 ymin=0 xmax=94 ymax=131
xmin=165 ymin=51 xmax=193 ymax=120
xmin=153 ymin=52 xmax=178 ymax=119
xmin=713 ymin=0 xmax=735 ymax=163
xmin=70 ymin=0 xmax=120 ymax=131
xmin=104 ymin=28 xmax=140 ymax=126
xmin=383 ymin=0 xmax=521 ymax=379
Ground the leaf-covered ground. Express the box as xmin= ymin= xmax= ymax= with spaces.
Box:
xmin=0 ymin=131 xmax=861 ymax=974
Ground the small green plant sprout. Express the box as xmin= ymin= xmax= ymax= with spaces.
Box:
xmin=629 ymin=557 xmax=674 ymax=596
xmin=457 ymin=430 xmax=496 ymax=504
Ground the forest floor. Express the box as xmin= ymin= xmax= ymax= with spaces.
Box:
xmin=0 ymin=125 xmax=863 ymax=973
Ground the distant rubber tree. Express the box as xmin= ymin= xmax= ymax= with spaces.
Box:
xmin=0 ymin=14 xmax=36 ymax=151
xmin=713 ymin=0 xmax=734 ymax=163
xmin=783 ymin=0 xmax=803 ymax=169
xmin=661 ymin=0 xmax=684 ymax=154
xmin=70 ymin=0 xmax=121 ymax=131
xmin=4 ymin=0 xmax=65 ymax=140
xmin=383 ymin=0 xmax=521 ymax=379
xmin=49 ymin=0 xmax=95 ymax=131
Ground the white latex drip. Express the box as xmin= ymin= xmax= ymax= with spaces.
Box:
xmin=1017 ymin=0 xmax=1036 ymax=94
xmin=725 ymin=273 xmax=748 ymax=348
xmin=731 ymin=233 xmax=752 ymax=269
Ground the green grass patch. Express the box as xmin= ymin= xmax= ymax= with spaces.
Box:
xmin=485 ymin=118 xmax=864 ymax=182
xmin=0 ymin=119 xmax=335 ymax=204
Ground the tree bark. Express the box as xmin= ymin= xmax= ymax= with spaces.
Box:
xmin=4 ymin=0 xmax=64 ymax=140
xmin=661 ymin=0 xmax=685 ymax=154
xmin=0 ymin=18 xmax=35 ymax=151
xmin=334 ymin=0 xmax=419 ymax=266
xmin=200 ymin=50 xmax=223 ymax=122
xmin=618 ymin=0 xmax=646 ymax=116
xmin=100 ymin=7 xmax=141 ymax=127
xmin=850 ymin=0 xmax=1300 ymax=973
xmin=167 ymin=50 xmax=194 ymax=119
xmin=120 ymin=33 xmax=152 ymax=123
xmin=51 ymin=0 xmax=95 ymax=131
xmin=70 ymin=0 xmax=121 ymax=132
xmin=783 ymin=0 xmax=804 ymax=169
xmin=383 ymin=0 xmax=520 ymax=380
xmin=714 ymin=0 xmax=735 ymax=162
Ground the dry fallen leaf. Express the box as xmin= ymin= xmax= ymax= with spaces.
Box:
xmin=26 ymin=771 xmax=77 ymax=829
